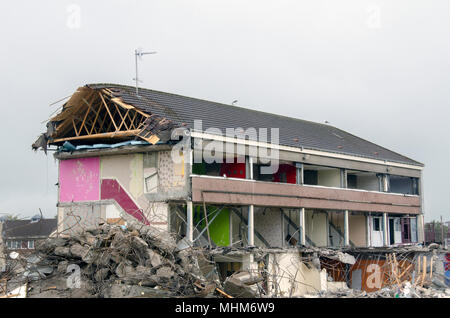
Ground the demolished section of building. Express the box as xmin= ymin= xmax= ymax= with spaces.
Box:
xmin=26 ymin=83 xmax=444 ymax=297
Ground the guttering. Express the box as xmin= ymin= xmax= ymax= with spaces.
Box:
xmin=190 ymin=131 xmax=423 ymax=171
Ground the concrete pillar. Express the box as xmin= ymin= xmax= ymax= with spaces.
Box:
xmin=295 ymin=163 xmax=303 ymax=185
xmin=186 ymin=201 xmax=193 ymax=242
xmin=248 ymin=205 xmax=254 ymax=246
xmin=340 ymin=169 xmax=347 ymax=188
xmin=366 ymin=213 xmax=371 ymax=247
xmin=248 ymin=156 xmax=254 ymax=180
xmin=383 ymin=175 xmax=389 ymax=192
xmin=383 ymin=212 xmax=388 ymax=246
xmin=299 ymin=207 xmax=306 ymax=245
xmin=344 ymin=210 xmax=349 ymax=247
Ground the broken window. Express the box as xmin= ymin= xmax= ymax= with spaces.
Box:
xmin=346 ymin=170 xmax=380 ymax=191
xmin=389 ymin=175 xmax=419 ymax=195
xmin=144 ymin=152 xmax=158 ymax=193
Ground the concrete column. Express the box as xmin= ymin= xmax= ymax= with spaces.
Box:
xmin=366 ymin=213 xmax=371 ymax=247
xmin=295 ymin=163 xmax=303 ymax=185
xmin=186 ymin=201 xmax=193 ymax=242
xmin=383 ymin=175 xmax=389 ymax=192
xmin=383 ymin=212 xmax=388 ymax=246
xmin=340 ymin=169 xmax=347 ymax=188
xmin=248 ymin=205 xmax=254 ymax=246
xmin=248 ymin=156 xmax=254 ymax=180
xmin=299 ymin=207 xmax=306 ymax=245
xmin=344 ymin=210 xmax=349 ymax=247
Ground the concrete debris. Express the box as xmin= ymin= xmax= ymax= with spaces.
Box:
xmin=2 ymin=221 xmax=221 ymax=298
xmin=223 ymin=271 xmax=263 ymax=298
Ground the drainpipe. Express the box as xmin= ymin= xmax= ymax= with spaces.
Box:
xmin=186 ymin=201 xmax=193 ymax=242
xmin=383 ymin=212 xmax=388 ymax=246
xmin=344 ymin=210 xmax=349 ymax=247
xmin=300 ymin=207 xmax=306 ymax=245
xmin=248 ymin=205 xmax=254 ymax=246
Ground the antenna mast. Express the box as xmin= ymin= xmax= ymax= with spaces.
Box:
xmin=134 ymin=48 xmax=157 ymax=95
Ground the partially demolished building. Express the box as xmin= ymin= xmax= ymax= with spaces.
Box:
xmin=32 ymin=84 xmax=430 ymax=296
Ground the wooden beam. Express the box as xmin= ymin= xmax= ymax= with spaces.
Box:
xmin=52 ymin=129 xmax=142 ymax=143
xmin=99 ymin=92 xmax=119 ymax=131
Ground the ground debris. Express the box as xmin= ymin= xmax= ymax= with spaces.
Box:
xmin=5 ymin=218 xmax=220 ymax=298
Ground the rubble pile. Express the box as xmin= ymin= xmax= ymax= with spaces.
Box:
xmin=21 ymin=219 xmax=217 ymax=298
xmin=314 ymin=281 xmax=450 ymax=298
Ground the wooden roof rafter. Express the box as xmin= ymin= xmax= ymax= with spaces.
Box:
xmin=49 ymin=88 xmax=155 ymax=144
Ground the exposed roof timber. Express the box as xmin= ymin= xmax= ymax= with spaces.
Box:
xmin=36 ymin=87 xmax=167 ymax=147
xmin=51 ymin=129 xmax=142 ymax=143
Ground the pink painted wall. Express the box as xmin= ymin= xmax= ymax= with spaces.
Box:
xmin=59 ymin=157 xmax=100 ymax=202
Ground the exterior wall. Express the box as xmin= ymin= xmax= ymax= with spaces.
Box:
xmin=305 ymin=210 xmax=328 ymax=247
xmin=59 ymin=157 xmax=100 ymax=202
xmin=349 ymin=214 xmax=367 ymax=247
xmin=57 ymin=151 xmax=178 ymax=232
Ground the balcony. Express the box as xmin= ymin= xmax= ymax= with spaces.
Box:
xmin=191 ymin=175 xmax=420 ymax=214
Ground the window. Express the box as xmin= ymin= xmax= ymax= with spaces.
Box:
xmin=394 ymin=218 xmax=401 ymax=231
xmin=304 ymin=170 xmax=318 ymax=185
xmin=28 ymin=240 xmax=35 ymax=249
xmin=144 ymin=152 xmax=158 ymax=193
xmin=21 ymin=241 xmax=28 ymax=249
xmin=373 ymin=217 xmax=381 ymax=231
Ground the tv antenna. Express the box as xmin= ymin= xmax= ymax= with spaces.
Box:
xmin=133 ymin=48 xmax=157 ymax=95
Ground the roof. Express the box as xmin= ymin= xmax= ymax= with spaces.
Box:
xmin=85 ymin=83 xmax=422 ymax=166
xmin=2 ymin=219 xmax=57 ymax=239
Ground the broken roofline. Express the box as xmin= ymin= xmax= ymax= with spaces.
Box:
xmin=32 ymin=83 xmax=423 ymax=170
xmin=32 ymin=86 xmax=177 ymax=152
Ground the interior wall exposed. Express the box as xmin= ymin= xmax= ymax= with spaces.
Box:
xmin=305 ymin=210 xmax=328 ymax=247
xmin=254 ymin=207 xmax=283 ymax=248
xmin=349 ymin=213 xmax=367 ymax=247
xmin=317 ymin=169 xmax=341 ymax=187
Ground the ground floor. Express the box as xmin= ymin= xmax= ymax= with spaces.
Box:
xmin=168 ymin=203 xmax=423 ymax=250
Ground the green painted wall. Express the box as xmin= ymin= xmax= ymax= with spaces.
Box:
xmin=193 ymin=206 xmax=230 ymax=246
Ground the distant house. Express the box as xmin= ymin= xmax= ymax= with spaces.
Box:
xmin=1 ymin=217 xmax=57 ymax=253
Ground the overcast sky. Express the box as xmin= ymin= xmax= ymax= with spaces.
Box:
xmin=1 ymin=0 xmax=449 ymax=221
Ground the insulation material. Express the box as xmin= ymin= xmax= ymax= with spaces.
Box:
xmin=59 ymin=157 xmax=100 ymax=202
xmin=101 ymin=179 xmax=150 ymax=225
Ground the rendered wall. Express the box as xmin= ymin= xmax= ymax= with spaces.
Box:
xmin=59 ymin=157 xmax=100 ymax=202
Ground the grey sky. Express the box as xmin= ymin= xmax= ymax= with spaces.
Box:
xmin=1 ymin=0 xmax=449 ymax=221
